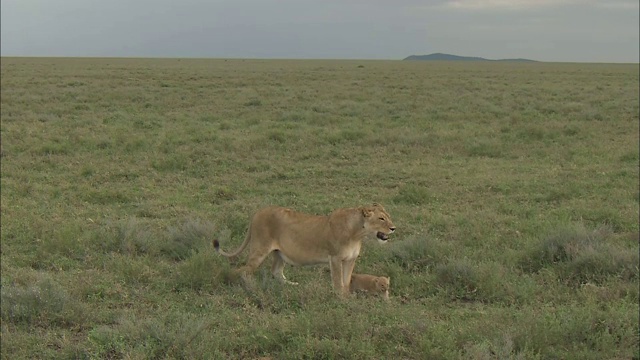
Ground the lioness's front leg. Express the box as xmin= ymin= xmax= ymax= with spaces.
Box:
xmin=342 ymin=258 xmax=357 ymax=293
xmin=329 ymin=256 xmax=348 ymax=296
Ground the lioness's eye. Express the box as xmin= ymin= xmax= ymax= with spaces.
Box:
xmin=379 ymin=217 xmax=385 ymax=221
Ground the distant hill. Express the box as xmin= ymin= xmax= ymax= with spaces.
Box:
xmin=404 ymin=53 xmax=538 ymax=62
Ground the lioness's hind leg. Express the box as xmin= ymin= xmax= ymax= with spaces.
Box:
xmin=271 ymin=251 xmax=298 ymax=285
xmin=238 ymin=251 xmax=270 ymax=277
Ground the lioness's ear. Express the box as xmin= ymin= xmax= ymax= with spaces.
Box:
xmin=362 ymin=207 xmax=374 ymax=217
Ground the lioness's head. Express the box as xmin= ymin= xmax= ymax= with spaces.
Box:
xmin=362 ymin=203 xmax=396 ymax=243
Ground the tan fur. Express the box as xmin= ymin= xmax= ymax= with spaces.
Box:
xmin=213 ymin=203 xmax=395 ymax=296
xmin=350 ymin=273 xmax=390 ymax=300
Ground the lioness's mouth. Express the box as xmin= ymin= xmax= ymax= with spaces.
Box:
xmin=377 ymin=232 xmax=389 ymax=241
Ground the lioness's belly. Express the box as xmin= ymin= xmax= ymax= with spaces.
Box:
xmin=279 ymin=251 xmax=329 ymax=266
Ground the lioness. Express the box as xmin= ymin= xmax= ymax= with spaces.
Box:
xmin=350 ymin=273 xmax=390 ymax=300
xmin=213 ymin=203 xmax=395 ymax=296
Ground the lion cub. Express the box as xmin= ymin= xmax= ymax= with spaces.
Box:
xmin=349 ymin=273 xmax=390 ymax=300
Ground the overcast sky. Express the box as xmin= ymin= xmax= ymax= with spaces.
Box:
xmin=1 ymin=0 xmax=638 ymax=63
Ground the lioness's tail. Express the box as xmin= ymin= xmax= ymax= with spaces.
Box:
xmin=212 ymin=232 xmax=250 ymax=258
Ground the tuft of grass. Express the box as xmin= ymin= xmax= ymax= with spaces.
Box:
xmin=87 ymin=312 xmax=213 ymax=359
xmin=510 ymin=302 xmax=639 ymax=359
xmin=464 ymin=139 xmax=505 ymax=158
xmin=393 ymin=184 xmax=435 ymax=205
xmin=174 ymin=251 xmax=225 ymax=292
xmin=462 ymin=334 xmax=531 ymax=360
xmin=268 ymin=130 xmax=288 ymax=143
xmin=214 ymin=186 xmax=236 ymax=201
xmin=434 ymin=258 xmax=480 ymax=301
xmin=516 ymin=126 xmax=548 ymax=142
xmin=385 ymin=234 xmax=451 ymax=272
xmin=563 ymin=243 xmax=638 ymax=284
xmin=519 ymin=224 xmax=600 ymax=271
xmin=96 ymin=217 xmax=216 ymax=261
xmin=519 ymin=224 xmax=639 ymax=284
xmin=163 ymin=218 xmax=216 ymax=261
xmin=151 ymin=153 xmax=189 ymax=172
xmin=619 ymin=150 xmax=639 ymax=163
xmin=102 ymin=218 xmax=158 ymax=256
xmin=433 ymin=259 xmax=537 ymax=304
xmin=244 ymin=98 xmax=262 ymax=107
xmin=1 ymin=278 xmax=88 ymax=327
xmin=36 ymin=142 xmax=72 ymax=155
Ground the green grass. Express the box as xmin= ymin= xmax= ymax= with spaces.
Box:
xmin=1 ymin=57 xmax=639 ymax=359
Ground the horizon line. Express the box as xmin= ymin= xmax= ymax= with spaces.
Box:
xmin=0 ymin=54 xmax=638 ymax=64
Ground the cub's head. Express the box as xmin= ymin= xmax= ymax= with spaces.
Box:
xmin=375 ymin=277 xmax=390 ymax=300
xmin=362 ymin=203 xmax=396 ymax=243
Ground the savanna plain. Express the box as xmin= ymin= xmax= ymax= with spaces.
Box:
xmin=1 ymin=57 xmax=639 ymax=359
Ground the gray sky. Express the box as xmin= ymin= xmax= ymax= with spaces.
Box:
xmin=1 ymin=0 xmax=638 ymax=62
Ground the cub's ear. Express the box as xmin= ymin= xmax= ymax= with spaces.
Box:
xmin=372 ymin=203 xmax=384 ymax=210
xmin=362 ymin=207 xmax=374 ymax=217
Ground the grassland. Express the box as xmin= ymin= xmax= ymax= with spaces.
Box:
xmin=1 ymin=57 xmax=638 ymax=359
